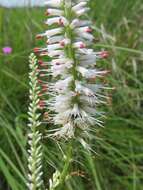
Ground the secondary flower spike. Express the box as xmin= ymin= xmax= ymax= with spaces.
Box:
xmin=36 ymin=0 xmax=110 ymax=139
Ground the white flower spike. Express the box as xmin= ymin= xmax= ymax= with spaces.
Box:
xmin=35 ymin=0 xmax=110 ymax=140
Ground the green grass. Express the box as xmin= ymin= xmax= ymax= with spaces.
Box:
xmin=0 ymin=0 xmax=143 ymax=189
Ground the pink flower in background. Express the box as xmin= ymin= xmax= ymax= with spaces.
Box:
xmin=2 ymin=47 xmax=12 ymax=55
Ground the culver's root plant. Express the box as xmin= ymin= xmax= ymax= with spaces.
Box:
xmin=35 ymin=0 xmax=110 ymax=140
xmin=30 ymin=0 xmax=110 ymax=189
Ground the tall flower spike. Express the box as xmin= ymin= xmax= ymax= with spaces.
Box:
xmin=27 ymin=53 xmax=43 ymax=189
xmin=36 ymin=0 xmax=110 ymax=139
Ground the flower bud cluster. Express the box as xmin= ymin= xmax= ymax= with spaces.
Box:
xmin=35 ymin=0 xmax=110 ymax=139
xmin=28 ymin=53 xmax=43 ymax=189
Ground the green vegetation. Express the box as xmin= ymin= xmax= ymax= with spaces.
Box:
xmin=0 ymin=0 xmax=143 ymax=189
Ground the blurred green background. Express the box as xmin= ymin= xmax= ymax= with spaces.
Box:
xmin=0 ymin=0 xmax=143 ymax=189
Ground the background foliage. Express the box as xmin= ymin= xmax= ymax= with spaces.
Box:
xmin=0 ymin=0 xmax=143 ymax=189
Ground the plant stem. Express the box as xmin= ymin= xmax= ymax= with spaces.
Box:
xmin=56 ymin=140 xmax=73 ymax=190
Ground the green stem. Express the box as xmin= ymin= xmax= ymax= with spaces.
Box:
xmin=56 ymin=141 xmax=73 ymax=190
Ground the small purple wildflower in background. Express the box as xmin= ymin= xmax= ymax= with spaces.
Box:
xmin=2 ymin=47 xmax=12 ymax=55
